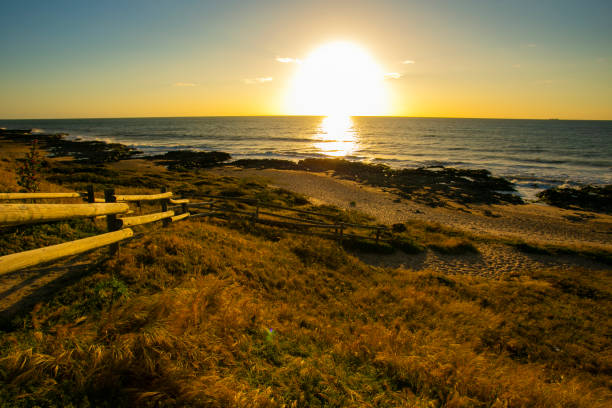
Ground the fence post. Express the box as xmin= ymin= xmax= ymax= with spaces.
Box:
xmin=86 ymin=185 xmax=95 ymax=203
xmin=161 ymin=187 xmax=170 ymax=227
xmin=375 ymin=227 xmax=381 ymax=245
xmin=252 ymin=200 xmax=260 ymax=223
xmin=208 ymin=201 xmax=214 ymax=220
xmin=104 ymin=189 xmax=118 ymax=231
xmin=181 ymin=202 xmax=187 ymax=214
xmin=104 ymin=188 xmax=119 ymax=254
xmin=339 ymin=223 xmax=344 ymax=244
xmin=87 ymin=185 xmax=95 ymax=222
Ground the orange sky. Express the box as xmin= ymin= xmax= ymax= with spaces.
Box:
xmin=1 ymin=1 xmax=611 ymax=120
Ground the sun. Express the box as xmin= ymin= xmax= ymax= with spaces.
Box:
xmin=286 ymin=41 xmax=389 ymax=117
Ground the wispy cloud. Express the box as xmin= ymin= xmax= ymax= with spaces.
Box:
xmin=384 ymin=72 xmax=403 ymax=80
xmin=173 ymin=82 xmax=199 ymax=87
xmin=402 ymin=60 xmax=415 ymax=64
xmin=243 ymin=77 xmax=273 ymax=84
xmin=276 ymin=57 xmax=301 ymax=64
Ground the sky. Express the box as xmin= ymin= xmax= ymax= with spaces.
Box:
xmin=1 ymin=0 xmax=611 ymax=119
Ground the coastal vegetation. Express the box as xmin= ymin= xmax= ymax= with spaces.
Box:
xmin=3 ymin=129 xmax=611 ymax=213
xmin=1 ymin=218 xmax=610 ymax=407
xmin=1 ymin=130 xmax=611 ymax=407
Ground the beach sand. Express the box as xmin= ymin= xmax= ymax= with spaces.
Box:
xmin=211 ymin=166 xmax=612 ymax=276
xmin=212 ymin=167 xmax=612 ymax=247
xmin=1 ymin=151 xmax=611 ymax=319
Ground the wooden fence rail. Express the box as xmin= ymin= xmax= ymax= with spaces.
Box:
xmin=0 ymin=192 xmax=84 ymax=200
xmin=0 ymin=203 xmax=130 ymax=227
xmin=198 ymin=194 xmax=384 ymax=230
xmin=0 ymin=229 xmax=134 ymax=275
xmin=169 ymin=198 xmax=189 ymax=204
xmin=117 ymin=211 xmax=175 ymax=228
xmin=257 ymin=210 xmax=335 ymax=226
xmin=0 ymin=185 xmax=193 ymax=274
xmin=170 ymin=212 xmax=190 ymax=223
xmin=0 ymin=185 xmax=391 ymax=275
xmin=189 ymin=199 xmax=386 ymax=244
xmin=114 ymin=192 xmax=172 ymax=202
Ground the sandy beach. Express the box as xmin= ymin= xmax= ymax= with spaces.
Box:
xmin=210 ymin=166 xmax=612 ymax=276
xmin=1 ymin=140 xmax=610 ymax=313
xmin=213 ymin=166 xmax=612 ymax=247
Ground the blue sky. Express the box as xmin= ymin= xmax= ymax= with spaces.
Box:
xmin=1 ymin=0 xmax=611 ymax=118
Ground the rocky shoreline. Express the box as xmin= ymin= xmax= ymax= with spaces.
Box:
xmin=2 ymin=128 xmax=609 ymax=213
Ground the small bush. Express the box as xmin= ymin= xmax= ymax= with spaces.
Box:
xmin=430 ymin=237 xmax=478 ymax=254
xmin=16 ymin=139 xmax=43 ymax=192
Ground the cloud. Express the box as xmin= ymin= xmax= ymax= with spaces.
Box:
xmin=402 ymin=60 xmax=415 ymax=64
xmin=173 ymin=82 xmax=199 ymax=87
xmin=243 ymin=77 xmax=273 ymax=84
xmin=276 ymin=57 xmax=301 ymax=64
xmin=384 ymin=72 xmax=403 ymax=80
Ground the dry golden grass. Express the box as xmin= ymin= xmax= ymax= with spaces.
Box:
xmin=1 ymin=220 xmax=610 ymax=407
xmin=1 ymin=139 xmax=611 ymax=406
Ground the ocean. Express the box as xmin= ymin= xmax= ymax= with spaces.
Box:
xmin=1 ymin=116 xmax=611 ymax=200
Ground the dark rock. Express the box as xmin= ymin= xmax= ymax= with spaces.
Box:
xmin=149 ymin=150 xmax=231 ymax=170
xmin=229 ymin=157 xmax=522 ymax=206
xmin=229 ymin=159 xmax=300 ymax=170
xmin=392 ymin=223 xmax=407 ymax=233
xmin=0 ymin=128 xmax=140 ymax=163
xmin=537 ymin=185 xmax=612 ymax=214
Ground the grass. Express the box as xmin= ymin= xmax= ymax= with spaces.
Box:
xmin=0 ymin=221 xmax=610 ymax=407
xmin=1 ymin=139 xmax=611 ymax=406
xmin=0 ymin=218 xmax=105 ymax=256
xmin=385 ymin=220 xmax=479 ymax=255
xmin=506 ymin=239 xmax=612 ymax=265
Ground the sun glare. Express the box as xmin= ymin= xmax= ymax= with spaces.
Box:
xmin=314 ymin=115 xmax=358 ymax=157
xmin=286 ymin=42 xmax=389 ymax=117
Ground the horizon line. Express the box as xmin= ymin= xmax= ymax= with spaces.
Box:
xmin=1 ymin=114 xmax=611 ymax=122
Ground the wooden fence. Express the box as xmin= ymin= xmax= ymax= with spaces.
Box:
xmin=181 ymin=194 xmax=388 ymax=245
xmin=1 ymin=187 xmax=390 ymax=275
xmin=0 ymin=186 xmax=190 ymax=275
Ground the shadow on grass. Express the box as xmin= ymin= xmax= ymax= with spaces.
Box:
xmin=0 ymin=255 xmax=107 ymax=330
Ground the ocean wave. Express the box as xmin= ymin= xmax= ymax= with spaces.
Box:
xmin=3 ymin=117 xmax=610 ymax=187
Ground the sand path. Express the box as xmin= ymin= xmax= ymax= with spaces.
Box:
xmin=210 ymin=167 xmax=611 ymax=277
xmin=213 ymin=167 xmax=612 ymax=248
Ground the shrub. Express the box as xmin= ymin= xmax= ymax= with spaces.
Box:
xmin=16 ymin=139 xmax=43 ymax=192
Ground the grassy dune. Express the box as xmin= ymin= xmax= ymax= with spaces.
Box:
xmin=1 ymin=219 xmax=610 ymax=407
xmin=0 ymin=139 xmax=611 ymax=407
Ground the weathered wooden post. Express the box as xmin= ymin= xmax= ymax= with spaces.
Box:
xmin=252 ymin=200 xmax=260 ymax=224
xmin=181 ymin=202 xmax=187 ymax=214
xmin=87 ymin=185 xmax=95 ymax=222
xmin=375 ymin=227 xmax=381 ymax=245
xmin=86 ymin=185 xmax=95 ymax=203
xmin=161 ymin=187 xmax=170 ymax=227
xmin=104 ymin=189 xmax=118 ymax=231
xmin=104 ymin=188 xmax=119 ymax=254
xmin=339 ymin=222 xmax=344 ymax=244
xmin=208 ymin=201 xmax=214 ymax=220
xmin=136 ymin=200 xmax=142 ymax=214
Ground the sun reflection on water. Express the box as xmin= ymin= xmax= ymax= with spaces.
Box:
xmin=313 ymin=115 xmax=358 ymax=157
